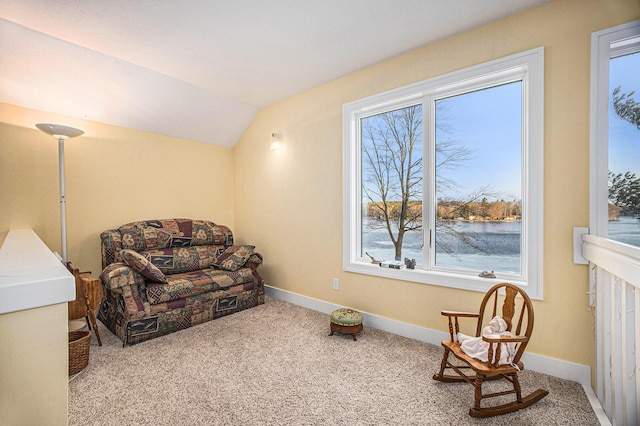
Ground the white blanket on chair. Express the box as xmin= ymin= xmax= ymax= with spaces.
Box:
xmin=457 ymin=331 xmax=515 ymax=365
xmin=457 ymin=316 xmax=516 ymax=365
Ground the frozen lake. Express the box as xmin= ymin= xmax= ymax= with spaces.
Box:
xmin=608 ymin=216 xmax=640 ymax=247
xmin=362 ymin=220 xmax=521 ymax=273
xmin=362 ymin=217 xmax=640 ymax=273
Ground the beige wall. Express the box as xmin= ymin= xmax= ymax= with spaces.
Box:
xmin=1 ymin=0 xmax=638 ymax=379
xmin=0 ymin=102 xmax=235 ymax=276
xmin=234 ymin=0 xmax=640 ymax=373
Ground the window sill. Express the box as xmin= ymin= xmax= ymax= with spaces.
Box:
xmin=344 ymin=260 xmax=541 ymax=300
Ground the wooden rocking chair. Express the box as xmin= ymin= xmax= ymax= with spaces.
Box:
xmin=432 ymin=283 xmax=548 ymax=417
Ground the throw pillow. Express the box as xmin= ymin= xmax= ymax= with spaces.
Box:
xmin=121 ymin=249 xmax=168 ymax=283
xmin=212 ymin=245 xmax=255 ymax=272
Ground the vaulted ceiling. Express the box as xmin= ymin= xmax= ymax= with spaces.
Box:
xmin=1 ymin=0 xmax=549 ymax=147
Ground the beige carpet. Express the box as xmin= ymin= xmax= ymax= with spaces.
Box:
xmin=69 ymin=297 xmax=599 ymax=425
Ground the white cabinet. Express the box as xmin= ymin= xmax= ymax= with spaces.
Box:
xmin=0 ymin=230 xmax=75 ymax=425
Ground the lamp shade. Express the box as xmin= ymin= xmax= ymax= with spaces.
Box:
xmin=36 ymin=123 xmax=84 ymax=139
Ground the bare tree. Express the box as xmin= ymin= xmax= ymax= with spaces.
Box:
xmin=362 ymin=104 xmax=479 ymax=259
xmin=362 ymin=105 xmax=423 ymax=259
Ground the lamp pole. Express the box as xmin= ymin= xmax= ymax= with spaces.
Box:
xmin=36 ymin=123 xmax=84 ymax=263
xmin=57 ymin=136 xmax=67 ymax=262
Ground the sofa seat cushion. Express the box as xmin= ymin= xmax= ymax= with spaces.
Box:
xmin=145 ymin=267 xmax=257 ymax=305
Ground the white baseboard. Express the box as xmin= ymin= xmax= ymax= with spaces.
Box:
xmin=582 ymin=384 xmax=612 ymax=426
xmin=265 ymin=285 xmax=592 ymax=386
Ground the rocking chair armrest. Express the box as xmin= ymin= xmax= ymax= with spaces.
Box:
xmin=441 ymin=311 xmax=480 ymax=341
xmin=440 ymin=310 xmax=480 ymax=318
xmin=482 ymin=334 xmax=528 ymax=344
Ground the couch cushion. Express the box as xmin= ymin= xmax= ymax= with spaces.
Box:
xmin=212 ymin=245 xmax=255 ymax=272
xmin=145 ymin=267 xmax=257 ymax=305
xmin=118 ymin=219 xmax=234 ymax=251
xmin=121 ymin=249 xmax=168 ymax=283
xmin=140 ymin=245 xmax=223 ymax=275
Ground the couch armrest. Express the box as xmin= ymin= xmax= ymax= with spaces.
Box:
xmin=101 ymin=229 xmax=123 ymax=269
xmin=247 ymin=252 xmax=263 ymax=270
xmin=100 ymin=262 xmax=146 ymax=291
xmin=121 ymin=283 xmax=151 ymax=319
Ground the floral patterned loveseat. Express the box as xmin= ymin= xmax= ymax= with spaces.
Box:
xmin=98 ymin=218 xmax=264 ymax=345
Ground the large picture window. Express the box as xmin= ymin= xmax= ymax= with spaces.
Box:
xmin=343 ymin=48 xmax=544 ymax=298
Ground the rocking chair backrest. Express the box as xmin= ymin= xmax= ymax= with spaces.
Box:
xmin=475 ymin=283 xmax=534 ymax=365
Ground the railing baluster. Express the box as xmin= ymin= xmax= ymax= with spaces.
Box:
xmin=610 ymin=273 xmax=617 ymax=425
xmin=595 ymin=266 xmax=605 ymax=407
xmin=621 ymin=278 xmax=627 ymax=426
xmin=582 ymin=234 xmax=640 ymax=425
xmin=602 ymin=269 xmax=612 ymax=419
xmin=635 ymin=287 xmax=640 ymax=426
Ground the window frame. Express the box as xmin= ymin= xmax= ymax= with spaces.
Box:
xmin=590 ymin=21 xmax=640 ymax=240
xmin=343 ymin=47 xmax=544 ymax=299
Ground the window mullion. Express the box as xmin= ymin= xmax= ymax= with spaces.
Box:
xmin=519 ymin=78 xmax=529 ymax=281
xmin=354 ymin=112 xmax=363 ymax=263
xmin=423 ymin=94 xmax=435 ymax=270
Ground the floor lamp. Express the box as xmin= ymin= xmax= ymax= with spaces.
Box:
xmin=36 ymin=123 xmax=84 ymax=263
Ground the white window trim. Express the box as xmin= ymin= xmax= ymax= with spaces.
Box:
xmin=343 ymin=47 xmax=544 ymax=299
xmin=590 ymin=21 xmax=640 ymax=238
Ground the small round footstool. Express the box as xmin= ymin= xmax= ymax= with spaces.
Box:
xmin=329 ymin=308 xmax=363 ymax=341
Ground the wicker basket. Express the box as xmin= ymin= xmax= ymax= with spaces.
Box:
xmin=68 ymin=330 xmax=91 ymax=375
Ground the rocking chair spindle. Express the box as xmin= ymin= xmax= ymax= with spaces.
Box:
xmin=432 ymin=283 xmax=548 ymax=418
